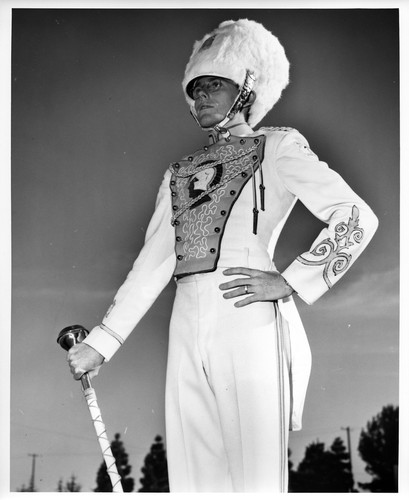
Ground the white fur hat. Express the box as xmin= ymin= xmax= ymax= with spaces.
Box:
xmin=182 ymin=19 xmax=290 ymax=127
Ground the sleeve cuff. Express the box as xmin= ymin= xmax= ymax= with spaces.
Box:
xmin=281 ymin=266 xmax=316 ymax=305
xmin=83 ymin=325 xmax=122 ymax=362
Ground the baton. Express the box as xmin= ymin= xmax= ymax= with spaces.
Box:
xmin=57 ymin=325 xmax=123 ymax=493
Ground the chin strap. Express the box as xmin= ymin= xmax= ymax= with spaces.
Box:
xmin=190 ymin=70 xmax=256 ymax=140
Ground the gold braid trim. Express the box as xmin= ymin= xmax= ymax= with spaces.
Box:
xmin=169 ymin=143 xmax=259 ymax=177
xmin=170 ymin=144 xmax=259 ymax=225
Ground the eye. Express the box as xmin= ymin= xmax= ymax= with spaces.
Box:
xmin=191 ymin=85 xmax=202 ymax=100
xmin=191 ymin=78 xmax=223 ymax=100
xmin=208 ymin=79 xmax=222 ymax=92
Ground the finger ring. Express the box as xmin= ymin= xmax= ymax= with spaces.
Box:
xmin=244 ymin=285 xmax=249 ymax=294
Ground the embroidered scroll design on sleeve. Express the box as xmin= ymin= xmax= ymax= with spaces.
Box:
xmin=296 ymin=205 xmax=364 ymax=288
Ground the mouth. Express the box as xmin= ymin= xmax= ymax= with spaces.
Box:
xmin=198 ymin=103 xmax=214 ymax=113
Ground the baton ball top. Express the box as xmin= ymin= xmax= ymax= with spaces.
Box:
xmin=57 ymin=325 xmax=89 ymax=350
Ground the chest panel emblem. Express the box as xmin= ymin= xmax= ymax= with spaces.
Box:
xmin=169 ymin=135 xmax=266 ymax=278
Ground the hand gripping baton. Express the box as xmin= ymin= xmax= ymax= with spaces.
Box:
xmin=57 ymin=325 xmax=123 ymax=492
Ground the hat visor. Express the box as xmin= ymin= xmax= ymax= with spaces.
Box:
xmin=186 ymin=75 xmax=239 ymax=99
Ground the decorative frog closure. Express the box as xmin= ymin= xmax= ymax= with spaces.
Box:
xmin=169 ymin=134 xmax=266 ymax=278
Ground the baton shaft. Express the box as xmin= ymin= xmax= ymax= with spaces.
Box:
xmin=84 ymin=387 xmax=123 ymax=493
xmin=80 ymin=372 xmax=92 ymax=391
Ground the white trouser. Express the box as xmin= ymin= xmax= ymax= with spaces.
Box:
xmin=165 ymin=268 xmax=291 ymax=492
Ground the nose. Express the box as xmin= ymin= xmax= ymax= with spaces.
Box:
xmin=194 ymin=86 xmax=209 ymax=101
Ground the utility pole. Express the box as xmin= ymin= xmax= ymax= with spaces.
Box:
xmin=28 ymin=453 xmax=40 ymax=492
xmin=341 ymin=426 xmax=355 ymax=491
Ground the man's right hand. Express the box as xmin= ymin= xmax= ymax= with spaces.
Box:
xmin=67 ymin=343 xmax=104 ymax=380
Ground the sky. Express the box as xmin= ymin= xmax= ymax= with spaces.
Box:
xmin=0 ymin=1 xmax=407 ymax=497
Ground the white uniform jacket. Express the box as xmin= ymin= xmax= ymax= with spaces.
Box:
xmin=83 ymin=127 xmax=378 ymax=430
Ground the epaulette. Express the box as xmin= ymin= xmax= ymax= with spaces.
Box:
xmin=259 ymin=126 xmax=297 ymax=133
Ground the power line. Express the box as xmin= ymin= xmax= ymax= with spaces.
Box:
xmin=12 ymin=451 xmax=99 ymax=459
xmin=12 ymin=421 xmax=96 ymax=442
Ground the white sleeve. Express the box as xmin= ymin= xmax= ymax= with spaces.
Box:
xmin=277 ymin=131 xmax=379 ymax=305
xmin=83 ymin=169 xmax=176 ymax=360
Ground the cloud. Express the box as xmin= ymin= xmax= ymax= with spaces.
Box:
xmin=13 ymin=285 xmax=113 ymax=301
xmin=304 ymin=266 xmax=399 ymax=318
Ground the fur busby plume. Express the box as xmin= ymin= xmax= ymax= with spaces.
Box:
xmin=183 ymin=19 xmax=290 ymax=127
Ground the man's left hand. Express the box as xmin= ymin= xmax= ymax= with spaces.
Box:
xmin=219 ymin=267 xmax=293 ymax=307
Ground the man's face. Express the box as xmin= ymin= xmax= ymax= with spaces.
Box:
xmin=191 ymin=76 xmax=239 ymax=128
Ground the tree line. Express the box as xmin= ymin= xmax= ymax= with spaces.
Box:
xmin=17 ymin=404 xmax=398 ymax=492
xmin=292 ymin=404 xmax=399 ymax=492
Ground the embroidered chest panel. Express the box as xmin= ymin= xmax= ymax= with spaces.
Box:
xmin=169 ymin=134 xmax=266 ymax=278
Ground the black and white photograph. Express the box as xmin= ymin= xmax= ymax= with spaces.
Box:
xmin=1 ymin=0 xmax=406 ymax=496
